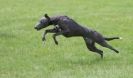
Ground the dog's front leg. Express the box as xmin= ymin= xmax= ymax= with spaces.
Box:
xmin=53 ymin=30 xmax=69 ymax=45
xmin=42 ymin=29 xmax=57 ymax=41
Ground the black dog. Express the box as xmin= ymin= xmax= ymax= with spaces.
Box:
xmin=35 ymin=14 xmax=120 ymax=58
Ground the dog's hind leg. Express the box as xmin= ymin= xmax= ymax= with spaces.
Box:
xmin=98 ymin=41 xmax=119 ymax=53
xmin=83 ymin=37 xmax=103 ymax=58
xmin=104 ymin=37 xmax=120 ymax=41
xmin=88 ymin=31 xmax=119 ymax=53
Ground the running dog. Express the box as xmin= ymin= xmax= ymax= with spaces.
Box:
xmin=34 ymin=14 xmax=120 ymax=58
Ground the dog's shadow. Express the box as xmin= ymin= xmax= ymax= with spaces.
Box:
xmin=71 ymin=58 xmax=102 ymax=66
xmin=63 ymin=56 xmax=121 ymax=66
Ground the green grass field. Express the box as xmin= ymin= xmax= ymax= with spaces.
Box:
xmin=0 ymin=0 xmax=133 ymax=78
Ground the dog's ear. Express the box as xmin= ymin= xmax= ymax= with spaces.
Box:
xmin=44 ymin=14 xmax=50 ymax=20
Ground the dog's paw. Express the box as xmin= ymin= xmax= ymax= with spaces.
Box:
xmin=55 ymin=41 xmax=58 ymax=45
xmin=42 ymin=37 xmax=46 ymax=41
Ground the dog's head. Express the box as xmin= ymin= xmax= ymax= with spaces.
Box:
xmin=34 ymin=14 xmax=51 ymax=30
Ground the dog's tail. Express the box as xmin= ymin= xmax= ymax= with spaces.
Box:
xmin=104 ymin=37 xmax=122 ymax=41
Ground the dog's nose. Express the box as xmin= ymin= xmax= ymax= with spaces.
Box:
xmin=34 ymin=26 xmax=39 ymax=31
xmin=34 ymin=27 xmax=37 ymax=29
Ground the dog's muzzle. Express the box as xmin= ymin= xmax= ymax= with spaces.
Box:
xmin=34 ymin=27 xmax=40 ymax=31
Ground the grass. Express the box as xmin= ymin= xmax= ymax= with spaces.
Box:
xmin=0 ymin=0 xmax=133 ymax=78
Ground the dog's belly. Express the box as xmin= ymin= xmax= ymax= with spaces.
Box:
xmin=62 ymin=31 xmax=83 ymax=37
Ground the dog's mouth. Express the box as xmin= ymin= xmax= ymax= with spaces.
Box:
xmin=34 ymin=27 xmax=40 ymax=31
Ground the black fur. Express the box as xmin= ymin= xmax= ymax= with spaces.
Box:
xmin=35 ymin=14 xmax=120 ymax=58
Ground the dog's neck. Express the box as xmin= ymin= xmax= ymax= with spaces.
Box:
xmin=49 ymin=16 xmax=60 ymax=26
